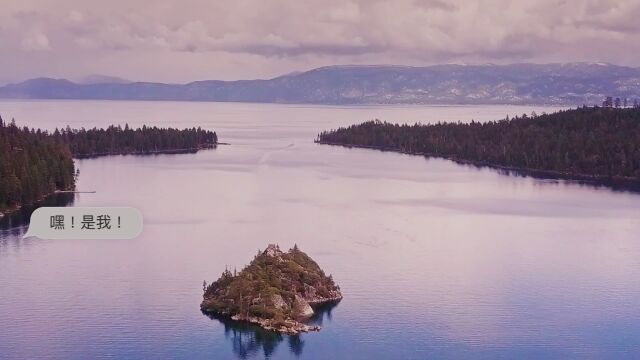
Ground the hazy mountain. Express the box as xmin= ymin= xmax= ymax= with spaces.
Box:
xmin=77 ymin=74 xmax=131 ymax=85
xmin=1 ymin=63 xmax=639 ymax=105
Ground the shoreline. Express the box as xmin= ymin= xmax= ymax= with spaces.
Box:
xmin=230 ymin=315 xmax=321 ymax=335
xmin=0 ymin=188 xmax=74 ymax=218
xmin=201 ymin=296 xmax=342 ymax=335
xmin=202 ymin=310 xmax=322 ymax=335
xmin=73 ymin=143 xmax=222 ymax=159
xmin=203 ymin=300 xmax=341 ymax=335
xmin=2 ymin=143 xmax=227 ymax=219
xmin=316 ymin=141 xmax=640 ymax=190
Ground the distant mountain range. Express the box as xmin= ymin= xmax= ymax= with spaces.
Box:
xmin=1 ymin=63 xmax=639 ymax=105
xmin=77 ymin=74 xmax=132 ymax=85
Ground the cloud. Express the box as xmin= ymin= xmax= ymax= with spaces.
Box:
xmin=66 ymin=10 xmax=84 ymax=23
xmin=0 ymin=0 xmax=639 ymax=83
xmin=20 ymin=32 xmax=51 ymax=51
xmin=107 ymin=1 xmax=640 ymax=60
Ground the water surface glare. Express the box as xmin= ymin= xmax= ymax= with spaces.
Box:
xmin=1 ymin=101 xmax=639 ymax=359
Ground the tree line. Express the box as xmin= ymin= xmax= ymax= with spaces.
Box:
xmin=602 ymin=96 xmax=640 ymax=109
xmin=1 ymin=118 xmax=219 ymax=214
xmin=317 ymin=106 xmax=640 ymax=182
xmin=52 ymin=124 xmax=217 ymax=157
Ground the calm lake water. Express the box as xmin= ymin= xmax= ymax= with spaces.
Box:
xmin=1 ymin=100 xmax=640 ymax=359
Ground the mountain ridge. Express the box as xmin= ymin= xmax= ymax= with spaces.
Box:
xmin=1 ymin=63 xmax=639 ymax=105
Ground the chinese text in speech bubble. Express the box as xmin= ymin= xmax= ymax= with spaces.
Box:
xmin=24 ymin=207 xmax=143 ymax=239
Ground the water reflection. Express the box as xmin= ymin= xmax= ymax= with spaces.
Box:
xmin=306 ymin=301 xmax=339 ymax=327
xmin=0 ymin=193 xmax=75 ymax=231
xmin=1 ymin=101 xmax=639 ymax=359
xmin=459 ymin=160 xmax=640 ymax=193
xmin=204 ymin=301 xmax=340 ymax=359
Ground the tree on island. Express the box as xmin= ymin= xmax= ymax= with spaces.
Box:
xmin=201 ymin=244 xmax=342 ymax=334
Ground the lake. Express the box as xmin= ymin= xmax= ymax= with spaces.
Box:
xmin=1 ymin=100 xmax=640 ymax=359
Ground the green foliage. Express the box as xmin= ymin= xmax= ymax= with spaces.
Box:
xmin=249 ymin=305 xmax=278 ymax=319
xmin=202 ymin=245 xmax=340 ymax=320
xmin=317 ymin=107 xmax=640 ymax=181
xmin=0 ymin=117 xmax=75 ymax=212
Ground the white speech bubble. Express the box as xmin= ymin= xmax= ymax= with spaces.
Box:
xmin=24 ymin=207 xmax=143 ymax=239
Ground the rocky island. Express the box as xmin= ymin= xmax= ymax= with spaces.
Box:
xmin=201 ymin=244 xmax=342 ymax=335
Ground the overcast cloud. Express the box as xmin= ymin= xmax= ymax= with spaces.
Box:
xmin=0 ymin=0 xmax=639 ymax=84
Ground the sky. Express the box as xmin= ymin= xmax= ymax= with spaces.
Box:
xmin=0 ymin=0 xmax=639 ymax=84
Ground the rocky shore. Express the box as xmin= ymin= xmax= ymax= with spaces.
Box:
xmin=230 ymin=315 xmax=321 ymax=335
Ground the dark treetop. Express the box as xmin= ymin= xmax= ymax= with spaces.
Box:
xmin=317 ymin=107 xmax=640 ymax=183
xmin=201 ymin=244 xmax=342 ymax=334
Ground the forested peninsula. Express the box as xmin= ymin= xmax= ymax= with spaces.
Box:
xmin=317 ymin=107 xmax=640 ymax=184
xmin=0 ymin=118 xmax=75 ymax=215
xmin=0 ymin=117 xmax=218 ymax=216
xmin=58 ymin=124 xmax=217 ymax=158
